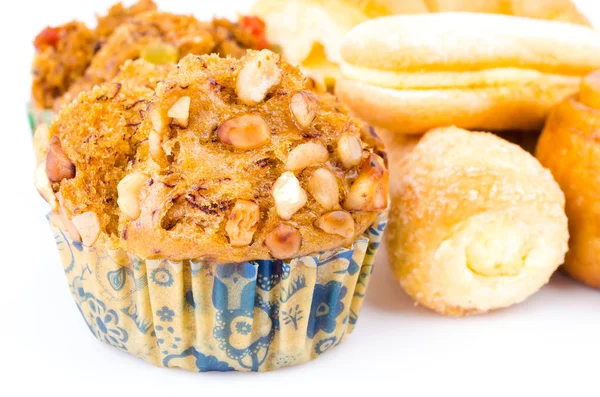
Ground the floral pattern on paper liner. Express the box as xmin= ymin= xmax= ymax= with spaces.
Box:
xmin=50 ymin=211 xmax=387 ymax=372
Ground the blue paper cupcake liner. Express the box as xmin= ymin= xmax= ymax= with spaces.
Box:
xmin=49 ymin=211 xmax=387 ymax=372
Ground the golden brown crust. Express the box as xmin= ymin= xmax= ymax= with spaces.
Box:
xmin=536 ymin=74 xmax=600 ymax=288
xmin=57 ymin=11 xmax=216 ymax=110
xmin=32 ymin=0 xmax=158 ymax=109
xmin=48 ymin=60 xmax=173 ymax=246
xmin=335 ymin=78 xmax=577 ymax=134
xmin=386 ymin=127 xmax=568 ymax=316
xmin=94 ymin=0 xmax=157 ymax=39
xmin=47 ymin=52 xmax=387 ymax=262
xmin=31 ymin=22 xmax=97 ymax=109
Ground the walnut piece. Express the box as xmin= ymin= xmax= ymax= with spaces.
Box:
xmin=167 ymin=96 xmax=191 ymax=128
xmin=236 ymin=50 xmax=282 ymax=105
xmin=307 ymin=168 xmax=339 ymax=210
xmin=343 ymin=153 xmax=389 ymax=211
xmin=117 ymin=172 xmax=149 ymax=219
xmin=336 ymin=135 xmax=363 ymax=169
xmin=226 ymin=199 xmax=260 ymax=247
xmin=290 ymin=90 xmax=319 ymax=129
xmin=34 ymin=161 xmax=58 ymax=212
xmin=265 ymin=224 xmax=302 ymax=259
xmin=273 ymin=172 xmax=307 ymax=220
xmin=72 ymin=211 xmax=101 ymax=247
xmin=315 ymin=210 xmax=355 ymax=238
xmin=285 ymin=142 xmax=329 ymax=172
xmin=217 ymin=113 xmax=271 ymax=150
xmin=46 ymin=136 xmax=75 ymax=183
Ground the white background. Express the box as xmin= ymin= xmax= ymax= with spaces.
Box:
xmin=1 ymin=1 xmax=599 ymax=396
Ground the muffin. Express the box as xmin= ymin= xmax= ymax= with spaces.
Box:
xmin=29 ymin=0 xmax=268 ymax=131
xmin=35 ymin=50 xmax=388 ymax=372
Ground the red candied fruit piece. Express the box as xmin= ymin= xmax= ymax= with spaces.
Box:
xmin=34 ymin=26 xmax=62 ymax=51
xmin=240 ymin=15 xmax=270 ymax=50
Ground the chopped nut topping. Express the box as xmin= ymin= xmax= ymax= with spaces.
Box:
xmin=336 ymin=135 xmax=363 ymax=169
xmin=236 ymin=50 xmax=282 ymax=105
xmin=307 ymin=168 xmax=339 ymax=210
xmin=285 ymin=142 xmax=329 ymax=172
xmin=148 ymin=104 xmax=164 ymax=133
xmin=273 ymin=172 xmax=307 ymax=220
xmin=34 ymin=161 xmax=58 ymax=212
xmin=46 ymin=136 xmax=75 ymax=182
xmin=117 ymin=172 xmax=149 ymax=219
xmin=226 ymin=199 xmax=260 ymax=247
xmin=56 ymin=192 xmax=81 ymax=242
xmin=265 ymin=224 xmax=302 ymax=259
xmin=167 ymin=96 xmax=191 ymax=128
xmin=217 ymin=113 xmax=271 ymax=150
xmin=290 ymin=90 xmax=319 ymax=129
xmin=72 ymin=211 xmax=101 ymax=247
xmin=343 ymin=154 xmax=389 ymax=211
xmin=315 ymin=211 xmax=355 ymax=238
xmin=148 ymin=129 xmax=167 ymax=165
xmin=33 ymin=123 xmax=51 ymax=165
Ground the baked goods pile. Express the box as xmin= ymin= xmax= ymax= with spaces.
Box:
xmin=29 ymin=0 xmax=600 ymax=372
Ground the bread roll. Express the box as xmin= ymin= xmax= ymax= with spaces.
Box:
xmin=386 ymin=127 xmax=568 ymax=316
xmin=536 ymin=71 xmax=600 ymax=288
xmin=337 ymin=13 xmax=600 ymax=134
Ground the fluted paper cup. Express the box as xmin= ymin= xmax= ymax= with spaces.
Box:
xmin=49 ymin=211 xmax=387 ymax=372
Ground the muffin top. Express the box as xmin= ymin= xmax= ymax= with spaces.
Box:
xmin=40 ymin=50 xmax=388 ymax=263
xmin=32 ymin=0 xmax=265 ymax=110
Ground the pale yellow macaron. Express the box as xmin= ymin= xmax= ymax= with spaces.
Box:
xmin=336 ymin=12 xmax=600 ymax=133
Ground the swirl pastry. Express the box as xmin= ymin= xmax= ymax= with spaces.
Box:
xmin=336 ymin=13 xmax=600 ymax=134
xmin=386 ymin=127 xmax=569 ymax=316
xmin=536 ymin=71 xmax=600 ymax=288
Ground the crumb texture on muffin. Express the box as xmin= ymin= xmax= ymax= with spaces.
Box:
xmin=43 ymin=50 xmax=388 ymax=262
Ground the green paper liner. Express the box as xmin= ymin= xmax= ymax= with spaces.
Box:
xmin=28 ymin=102 xmax=55 ymax=134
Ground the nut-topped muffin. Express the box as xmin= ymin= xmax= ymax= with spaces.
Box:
xmin=31 ymin=0 xmax=268 ymax=111
xmin=37 ymin=49 xmax=389 ymax=372
xmin=41 ymin=49 xmax=388 ymax=263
